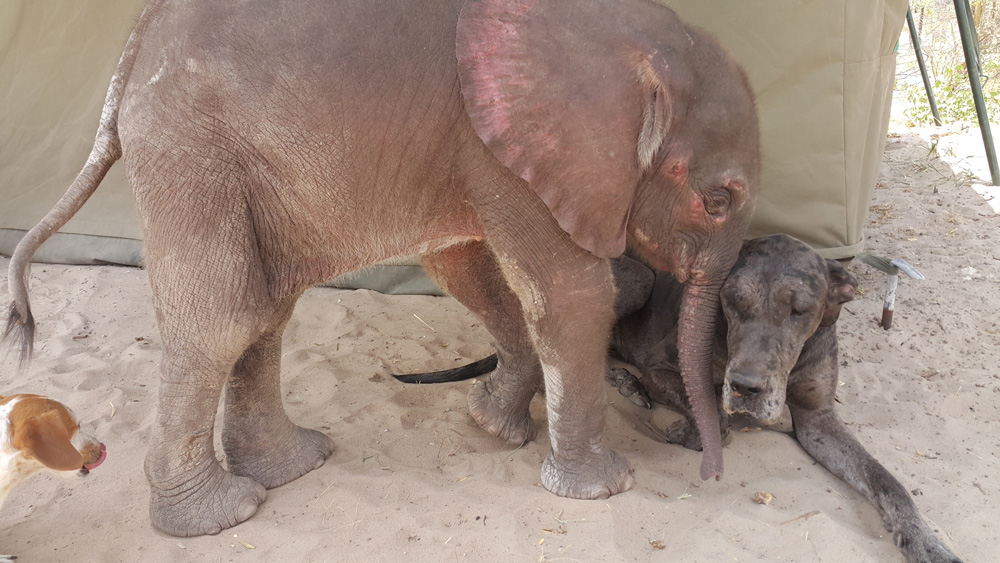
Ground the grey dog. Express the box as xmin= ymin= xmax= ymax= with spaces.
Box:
xmin=396 ymin=234 xmax=960 ymax=563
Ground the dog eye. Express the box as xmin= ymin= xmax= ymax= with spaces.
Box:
xmin=721 ymin=302 xmax=739 ymax=321
xmin=721 ymin=295 xmax=740 ymax=317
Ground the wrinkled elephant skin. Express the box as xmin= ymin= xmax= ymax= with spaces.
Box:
xmin=4 ymin=0 xmax=759 ymax=536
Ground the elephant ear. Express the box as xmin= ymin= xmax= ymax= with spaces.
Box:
xmin=456 ymin=0 xmax=674 ymax=258
xmin=821 ymin=260 xmax=858 ymax=327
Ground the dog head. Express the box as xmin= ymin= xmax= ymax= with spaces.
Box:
xmin=1 ymin=394 xmax=106 ymax=477
xmin=719 ymin=234 xmax=856 ymax=423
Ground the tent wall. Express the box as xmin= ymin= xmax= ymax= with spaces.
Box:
xmin=1 ymin=0 xmax=906 ymax=293
xmin=664 ymin=0 xmax=908 ymax=258
xmin=1 ymin=1 xmax=139 ymax=245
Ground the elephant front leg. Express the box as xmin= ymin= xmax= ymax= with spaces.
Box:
xmin=146 ymin=355 xmax=267 ymax=537
xmin=532 ymin=277 xmax=633 ymax=499
xmin=464 ymin=176 xmax=632 ymax=499
xmin=423 ymin=242 xmax=541 ymax=446
xmin=789 ymin=405 xmax=960 ymax=562
xmin=486 ymin=247 xmax=631 ymax=499
xmin=222 ymin=310 xmax=334 ymax=489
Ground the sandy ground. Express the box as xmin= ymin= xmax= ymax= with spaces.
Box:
xmin=1 ymin=126 xmax=998 ymax=562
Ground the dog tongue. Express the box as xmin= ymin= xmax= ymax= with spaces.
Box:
xmin=84 ymin=443 xmax=107 ymax=471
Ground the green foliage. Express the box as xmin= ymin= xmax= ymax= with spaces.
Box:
xmin=897 ymin=0 xmax=1000 ymax=127
xmin=899 ymin=60 xmax=1000 ymax=126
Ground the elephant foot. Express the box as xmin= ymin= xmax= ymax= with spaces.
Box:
xmin=148 ymin=463 xmax=266 ymax=537
xmin=540 ymin=449 xmax=633 ymax=500
xmin=224 ymin=423 xmax=334 ymax=489
xmin=467 ymin=379 xmax=537 ymax=445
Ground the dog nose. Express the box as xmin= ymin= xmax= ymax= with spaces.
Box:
xmin=729 ymin=372 xmax=763 ymax=399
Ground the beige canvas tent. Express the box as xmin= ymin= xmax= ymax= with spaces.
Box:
xmin=0 ymin=0 xmax=907 ymax=293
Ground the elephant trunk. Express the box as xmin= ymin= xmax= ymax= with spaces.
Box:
xmin=678 ymin=280 xmax=725 ymax=481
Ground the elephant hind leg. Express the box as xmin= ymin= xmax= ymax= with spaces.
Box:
xmin=423 ymin=241 xmax=541 ymax=446
xmin=145 ymin=331 xmax=268 ymax=537
xmin=138 ymin=158 xmax=302 ymax=536
xmin=222 ymin=293 xmax=334 ymax=488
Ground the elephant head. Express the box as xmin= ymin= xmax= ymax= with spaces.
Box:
xmin=456 ymin=0 xmax=760 ymax=480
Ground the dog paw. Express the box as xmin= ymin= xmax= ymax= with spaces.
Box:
xmin=605 ymin=367 xmax=651 ymax=409
xmin=665 ymin=419 xmax=731 ymax=451
xmin=896 ymin=527 xmax=962 ymax=563
xmin=665 ymin=419 xmax=703 ymax=450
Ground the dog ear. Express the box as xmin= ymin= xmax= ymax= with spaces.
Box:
xmin=821 ymin=259 xmax=858 ymax=326
xmin=17 ymin=410 xmax=84 ymax=471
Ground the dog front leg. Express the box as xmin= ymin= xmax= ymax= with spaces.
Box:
xmin=789 ymin=405 xmax=960 ymax=563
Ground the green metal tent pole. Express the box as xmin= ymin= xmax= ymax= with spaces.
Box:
xmin=954 ymin=0 xmax=1000 ymax=186
xmin=907 ymin=7 xmax=941 ymax=126
xmin=963 ymin=0 xmax=982 ymax=72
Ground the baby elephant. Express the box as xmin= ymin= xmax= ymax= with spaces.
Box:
xmin=397 ymin=234 xmax=960 ymax=563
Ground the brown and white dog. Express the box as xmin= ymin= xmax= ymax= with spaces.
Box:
xmin=0 ymin=394 xmax=106 ymax=507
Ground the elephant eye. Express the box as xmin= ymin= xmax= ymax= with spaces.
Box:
xmin=702 ymin=188 xmax=731 ymax=217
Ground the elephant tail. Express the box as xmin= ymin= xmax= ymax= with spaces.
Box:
xmin=3 ymin=7 xmax=153 ymax=371
xmin=393 ymin=354 xmax=499 ymax=384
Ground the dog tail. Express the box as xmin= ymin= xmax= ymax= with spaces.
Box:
xmin=393 ymin=354 xmax=499 ymax=384
xmin=3 ymin=8 xmax=152 ymax=371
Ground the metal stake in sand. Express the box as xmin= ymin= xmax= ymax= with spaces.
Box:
xmin=857 ymin=254 xmax=925 ymax=330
